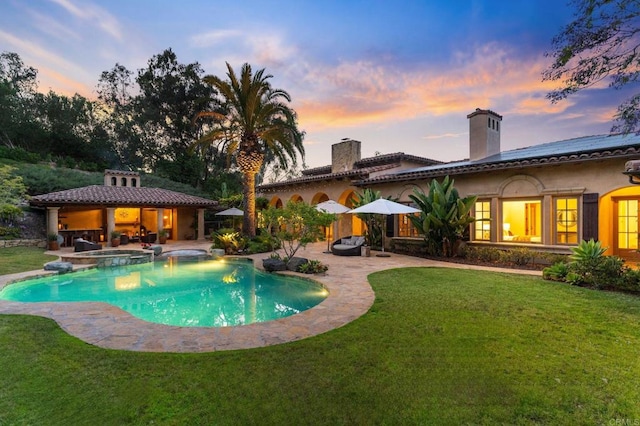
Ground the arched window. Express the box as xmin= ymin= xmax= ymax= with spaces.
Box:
xmin=111 ymin=177 xmax=117 ymax=186
xmin=131 ymin=178 xmax=137 ymax=187
xmin=121 ymin=177 xmax=127 ymax=187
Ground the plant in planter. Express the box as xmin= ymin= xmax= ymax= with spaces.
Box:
xmin=158 ymin=229 xmax=169 ymax=244
xmin=110 ymin=230 xmax=122 ymax=247
xmin=47 ymin=233 xmax=60 ymax=250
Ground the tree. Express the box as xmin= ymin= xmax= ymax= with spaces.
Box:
xmin=193 ymin=63 xmax=305 ymax=237
xmin=261 ymin=201 xmax=334 ymax=264
xmin=0 ymin=52 xmax=41 ymax=149
xmin=409 ymin=176 xmax=477 ymax=257
xmin=351 ymin=188 xmax=386 ymax=248
xmin=543 ymin=0 xmax=640 ymax=133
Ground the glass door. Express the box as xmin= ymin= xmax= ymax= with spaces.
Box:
xmin=615 ymin=198 xmax=640 ymax=260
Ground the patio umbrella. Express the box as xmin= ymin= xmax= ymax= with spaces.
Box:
xmin=316 ymin=200 xmax=351 ymax=253
xmin=348 ymin=198 xmax=420 ymax=257
xmin=215 ymin=207 xmax=244 ymax=230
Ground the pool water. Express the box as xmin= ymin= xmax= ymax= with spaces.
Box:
xmin=0 ymin=259 xmax=328 ymax=327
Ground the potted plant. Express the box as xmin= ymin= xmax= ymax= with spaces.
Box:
xmin=158 ymin=229 xmax=169 ymax=244
xmin=47 ymin=233 xmax=60 ymax=251
xmin=110 ymin=230 xmax=122 ymax=247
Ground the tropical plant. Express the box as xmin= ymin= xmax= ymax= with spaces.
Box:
xmin=193 ymin=63 xmax=305 ymax=237
xmin=351 ymin=188 xmax=385 ymax=248
xmin=261 ymin=201 xmax=334 ymax=265
xmin=212 ymin=230 xmax=245 ymax=254
xmin=409 ymin=176 xmax=477 ymax=257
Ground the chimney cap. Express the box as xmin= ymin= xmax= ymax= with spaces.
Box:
xmin=467 ymin=108 xmax=503 ymax=120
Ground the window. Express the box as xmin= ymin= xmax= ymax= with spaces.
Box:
xmin=555 ymin=197 xmax=579 ymax=244
xmin=398 ymin=209 xmax=420 ymax=237
xmin=131 ymin=178 xmax=137 ymax=187
xmin=121 ymin=177 xmax=127 ymax=187
xmin=474 ymin=200 xmax=491 ymax=240
xmin=111 ymin=177 xmax=117 ymax=186
xmin=501 ymin=199 xmax=542 ymax=243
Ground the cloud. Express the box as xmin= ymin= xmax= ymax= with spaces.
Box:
xmin=49 ymin=0 xmax=124 ymax=41
xmin=292 ymin=42 xmax=564 ymax=130
xmin=190 ymin=28 xmax=297 ymax=71
xmin=25 ymin=7 xmax=81 ymax=42
xmin=422 ymin=132 xmax=467 ymax=140
xmin=0 ymin=29 xmax=93 ymax=96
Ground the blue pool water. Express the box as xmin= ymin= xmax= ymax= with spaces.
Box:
xmin=0 ymin=258 xmax=328 ymax=327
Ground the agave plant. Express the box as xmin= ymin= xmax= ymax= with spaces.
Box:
xmin=569 ymin=238 xmax=606 ymax=262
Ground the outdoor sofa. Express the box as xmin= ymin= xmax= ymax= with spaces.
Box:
xmin=331 ymin=235 xmax=366 ymax=256
xmin=74 ymin=238 xmax=102 ymax=252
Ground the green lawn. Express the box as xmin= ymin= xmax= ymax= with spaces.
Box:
xmin=0 ymin=246 xmax=58 ymax=275
xmin=1 ymin=267 xmax=639 ymax=425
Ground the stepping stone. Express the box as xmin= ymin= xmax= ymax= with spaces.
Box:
xmin=44 ymin=261 xmax=74 ymax=273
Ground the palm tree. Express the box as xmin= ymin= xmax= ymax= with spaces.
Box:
xmin=193 ymin=63 xmax=304 ymax=237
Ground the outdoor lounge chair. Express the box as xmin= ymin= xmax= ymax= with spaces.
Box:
xmin=74 ymin=238 xmax=102 ymax=252
xmin=331 ymin=235 xmax=366 ymax=256
xmin=141 ymin=232 xmax=157 ymax=244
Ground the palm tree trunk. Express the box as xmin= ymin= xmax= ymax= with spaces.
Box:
xmin=242 ymin=171 xmax=257 ymax=237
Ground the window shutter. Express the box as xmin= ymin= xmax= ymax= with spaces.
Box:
xmin=582 ymin=193 xmax=599 ymax=241
xmin=386 ymin=215 xmax=395 ymax=237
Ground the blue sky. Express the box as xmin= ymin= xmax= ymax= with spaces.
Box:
xmin=1 ymin=0 xmax=635 ymax=168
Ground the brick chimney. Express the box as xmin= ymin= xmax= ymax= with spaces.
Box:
xmin=467 ymin=108 xmax=502 ymax=161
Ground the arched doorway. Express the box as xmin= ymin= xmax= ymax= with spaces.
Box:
xmin=311 ymin=192 xmax=329 ymax=205
xmin=337 ymin=189 xmax=365 ymax=237
xmin=290 ymin=194 xmax=303 ymax=203
xmin=269 ymin=197 xmax=283 ymax=208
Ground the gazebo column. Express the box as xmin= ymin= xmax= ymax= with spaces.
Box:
xmin=106 ymin=208 xmax=115 ymax=246
xmin=46 ymin=207 xmax=60 ymax=236
xmin=197 ymin=209 xmax=205 ymax=240
xmin=157 ymin=208 xmax=164 ymax=236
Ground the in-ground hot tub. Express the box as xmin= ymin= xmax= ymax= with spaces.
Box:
xmin=155 ymin=249 xmax=213 ymax=262
xmin=61 ymin=249 xmax=154 ymax=267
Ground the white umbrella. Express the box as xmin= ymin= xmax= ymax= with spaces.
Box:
xmin=215 ymin=207 xmax=244 ymax=230
xmin=215 ymin=207 xmax=244 ymax=216
xmin=348 ymin=198 xmax=420 ymax=256
xmin=316 ymin=200 xmax=350 ymax=214
xmin=316 ymin=200 xmax=350 ymax=253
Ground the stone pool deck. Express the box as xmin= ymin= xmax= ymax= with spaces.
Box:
xmin=0 ymin=241 xmax=540 ymax=353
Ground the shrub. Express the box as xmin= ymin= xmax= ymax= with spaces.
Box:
xmin=502 ymin=247 xmax=535 ymax=266
xmin=543 ymin=262 xmax=569 ymax=281
xmin=298 ymin=259 xmax=328 ymax=274
xmin=0 ymin=226 xmax=20 ymax=239
xmin=465 ymin=246 xmax=502 ymax=263
xmin=618 ymin=267 xmax=640 ymax=293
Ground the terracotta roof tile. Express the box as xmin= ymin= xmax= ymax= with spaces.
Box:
xmin=30 ymin=185 xmax=217 ymax=207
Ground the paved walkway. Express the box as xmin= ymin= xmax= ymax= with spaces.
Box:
xmin=0 ymin=241 xmax=540 ymax=353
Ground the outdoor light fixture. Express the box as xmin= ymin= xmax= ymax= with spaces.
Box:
xmin=623 ymin=160 xmax=640 ymax=185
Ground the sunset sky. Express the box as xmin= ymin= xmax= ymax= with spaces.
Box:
xmin=1 ymin=0 xmax=635 ymax=168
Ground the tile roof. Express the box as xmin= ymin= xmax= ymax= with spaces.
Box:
xmin=261 ymin=152 xmax=442 ymax=190
xmin=355 ymin=133 xmax=640 ymax=185
xmin=30 ymin=185 xmax=218 ymax=208
xmin=258 ymin=163 xmax=402 ymax=191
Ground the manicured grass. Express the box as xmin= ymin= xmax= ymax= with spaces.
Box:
xmin=0 ymin=246 xmax=58 ymax=275
xmin=1 ymin=267 xmax=639 ymax=424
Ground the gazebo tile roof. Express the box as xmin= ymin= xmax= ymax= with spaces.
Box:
xmin=30 ymin=185 xmax=217 ymax=207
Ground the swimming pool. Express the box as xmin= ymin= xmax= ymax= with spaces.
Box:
xmin=0 ymin=258 xmax=328 ymax=327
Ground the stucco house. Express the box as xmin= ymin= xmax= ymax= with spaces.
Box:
xmin=258 ymin=109 xmax=640 ymax=260
xmin=30 ymin=170 xmax=218 ymax=247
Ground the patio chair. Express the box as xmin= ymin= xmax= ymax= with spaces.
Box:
xmin=331 ymin=235 xmax=366 ymax=256
xmin=141 ymin=232 xmax=157 ymax=244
